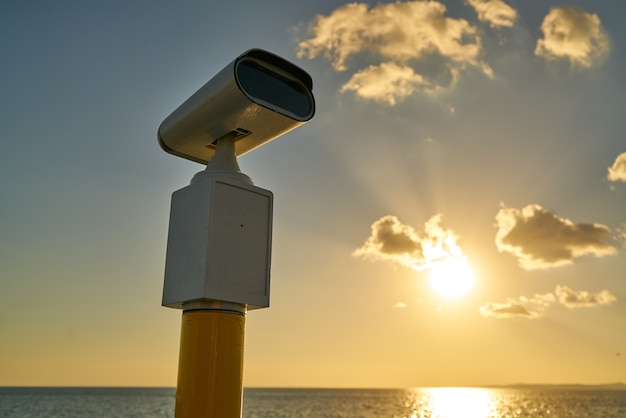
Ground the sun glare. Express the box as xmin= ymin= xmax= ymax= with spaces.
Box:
xmin=427 ymin=257 xmax=475 ymax=300
xmin=426 ymin=387 xmax=495 ymax=417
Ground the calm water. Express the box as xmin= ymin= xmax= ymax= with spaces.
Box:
xmin=1 ymin=387 xmax=625 ymax=417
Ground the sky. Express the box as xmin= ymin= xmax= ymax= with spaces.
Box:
xmin=1 ymin=0 xmax=625 ymax=388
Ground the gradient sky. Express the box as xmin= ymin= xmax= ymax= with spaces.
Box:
xmin=1 ymin=0 xmax=625 ymax=388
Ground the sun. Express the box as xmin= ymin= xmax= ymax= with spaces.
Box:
xmin=427 ymin=257 xmax=475 ymax=300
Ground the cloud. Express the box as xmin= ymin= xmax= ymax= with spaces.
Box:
xmin=495 ymin=204 xmax=616 ymax=270
xmin=353 ymin=214 xmax=466 ymax=271
xmin=618 ymin=225 xmax=626 ymax=248
xmin=297 ymin=1 xmax=491 ymax=104
xmin=393 ymin=302 xmax=407 ymax=309
xmin=555 ymin=285 xmax=617 ymax=308
xmin=467 ymin=0 xmax=517 ymax=28
xmin=535 ymin=6 xmax=609 ymax=67
xmin=607 ymin=152 xmax=626 ymax=183
xmin=480 ymin=293 xmax=554 ymax=319
xmin=481 ymin=286 xmax=616 ymax=319
xmin=340 ymin=62 xmax=427 ymax=105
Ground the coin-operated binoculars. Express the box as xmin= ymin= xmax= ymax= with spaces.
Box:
xmin=159 ymin=49 xmax=315 ymax=417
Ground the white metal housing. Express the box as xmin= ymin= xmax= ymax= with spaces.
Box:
xmin=158 ymin=48 xmax=315 ymax=164
xmin=162 ymin=174 xmax=273 ymax=309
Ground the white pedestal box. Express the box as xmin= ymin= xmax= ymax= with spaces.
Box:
xmin=162 ymin=174 xmax=273 ymax=309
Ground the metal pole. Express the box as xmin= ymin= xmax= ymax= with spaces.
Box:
xmin=174 ymin=302 xmax=246 ymax=418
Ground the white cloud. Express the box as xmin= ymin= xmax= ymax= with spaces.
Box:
xmin=555 ymin=285 xmax=617 ymax=308
xmin=495 ymin=204 xmax=616 ymax=270
xmin=607 ymin=152 xmax=626 ymax=183
xmin=535 ymin=6 xmax=609 ymax=67
xmin=393 ymin=302 xmax=407 ymax=309
xmin=353 ymin=214 xmax=466 ymax=271
xmin=340 ymin=62 xmax=427 ymax=105
xmin=297 ymin=1 xmax=491 ymax=104
xmin=480 ymin=293 xmax=554 ymax=319
xmin=467 ymin=0 xmax=517 ymax=28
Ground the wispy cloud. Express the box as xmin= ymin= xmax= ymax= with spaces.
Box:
xmin=607 ymin=152 xmax=626 ymax=183
xmin=480 ymin=293 xmax=554 ymax=319
xmin=467 ymin=0 xmax=517 ymax=28
xmin=618 ymin=225 xmax=626 ymax=249
xmin=495 ymin=204 xmax=616 ymax=270
xmin=297 ymin=1 xmax=491 ymax=104
xmin=353 ymin=214 xmax=466 ymax=271
xmin=555 ymin=285 xmax=617 ymax=308
xmin=481 ymin=286 xmax=617 ymax=319
xmin=535 ymin=6 xmax=609 ymax=67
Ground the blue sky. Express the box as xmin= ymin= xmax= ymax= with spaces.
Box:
xmin=1 ymin=0 xmax=625 ymax=387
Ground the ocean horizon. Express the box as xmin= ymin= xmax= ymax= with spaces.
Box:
xmin=1 ymin=385 xmax=625 ymax=417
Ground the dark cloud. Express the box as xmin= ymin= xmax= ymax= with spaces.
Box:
xmin=555 ymin=285 xmax=617 ymax=308
xmin=479 ymin=301 xmax=535 ymax=318
xmin=495 ymin=204 xmax=616 ymax=270
xmin=535 ymin=6 xmax=609 ymax=67
xmin=480 ymin=293 xmax=554 ymax=319
xmin=353 ymin=214 xmax=465 ymax=271
xmin=481 ymin=286 xmax=617 ymax=319
xmin=370 ymin=215 xmax=423 ymax=256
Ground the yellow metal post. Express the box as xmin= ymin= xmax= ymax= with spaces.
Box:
xmin=175 ymin=306 xmax=246 ymax=418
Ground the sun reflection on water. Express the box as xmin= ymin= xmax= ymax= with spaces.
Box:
xmin=405 ymin=387 xmax=496 ymax=418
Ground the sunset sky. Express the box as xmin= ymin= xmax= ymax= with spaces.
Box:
xmin=1 ymin=0 xmax=625 ymax=388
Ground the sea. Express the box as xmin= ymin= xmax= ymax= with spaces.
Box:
xmin=1 ymin=386 xmax=625 ymax=417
